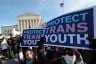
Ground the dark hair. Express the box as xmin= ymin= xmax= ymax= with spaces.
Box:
xmin=25 ymin=49 xmax=33 ymax=54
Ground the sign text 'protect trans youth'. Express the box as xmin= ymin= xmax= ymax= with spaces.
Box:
xmin=45 ymin=8 xmax=94 ymax=49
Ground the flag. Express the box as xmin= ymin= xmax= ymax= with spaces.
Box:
xmin=60 ymin=2 xmax=64 ymax=7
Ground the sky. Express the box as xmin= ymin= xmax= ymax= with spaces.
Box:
xmin=0 ymin=0 xmax=96 ymax=33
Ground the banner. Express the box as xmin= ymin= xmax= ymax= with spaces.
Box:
xmin=21 ymin=29 xmax=45 ymax=47
xmin=44 ymin=8 xmax=94 ymax=49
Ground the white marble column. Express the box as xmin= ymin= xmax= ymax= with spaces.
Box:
xmin=28 ymin=19 xmax=30 ymax=29
xmin=23 ymin=20 xmax=26 ymax=29
xmin=37 ymin=19 xmax=39 ymax=28
xmin=29 ymin=19 xmax=31 ymax=28
xmin=18 ymin=20 xmax=21 ymax=31
xmin=21 ymin=20 xmax=23 ymax=31
xmin=37 ymin=18 xmax=40 ymax=28
xmin=26 ymin=19 xmax=28 ymax=29
xmin=25 ymin=20 xmax=27 ymax=29
xmin=31 ymin=19 xmax=33 ymax=28
xmin=35 ymin=19 xmax=37 ymax=28
xmin=20 ymin=20 xmax=22 ymax=31
xmin=22 ymin=20 xmax=24 ymax=30
xmin=33 ymin=19 xmax=34 ymax=28
xmin=19 ymin=20 xmax=21 ymax=31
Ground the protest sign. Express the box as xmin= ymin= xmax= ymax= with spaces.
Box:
xmin=21 ymin=29 xmax=45 ymax=47
xmin=44 ymin=7 xmax=96 ymax=49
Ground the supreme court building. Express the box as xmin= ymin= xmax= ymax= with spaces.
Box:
xmin=17 ymin=13 xmax=43 ymax=32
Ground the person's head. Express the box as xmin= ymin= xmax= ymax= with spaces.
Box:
xmin=64 ymin=48 xmax=75 ymax=56
xmin=62 ymin=48 xmax=77 ymax=64
xmin=25 ymin=49 xmax=34 ymax=60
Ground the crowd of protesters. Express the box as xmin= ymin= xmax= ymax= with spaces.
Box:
xmin=0 ymin=35 xmax=96 ymax=64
